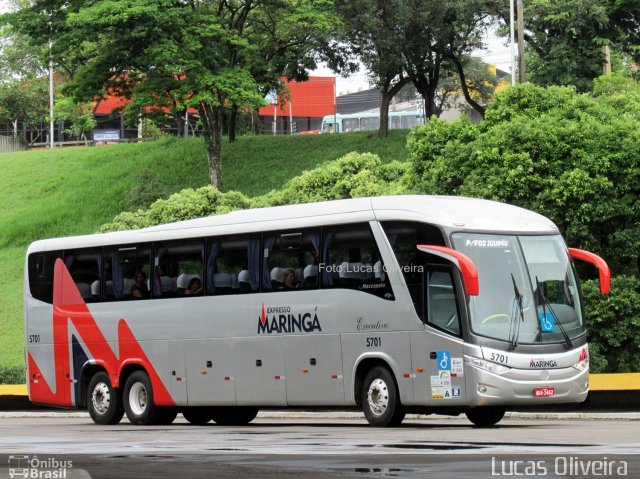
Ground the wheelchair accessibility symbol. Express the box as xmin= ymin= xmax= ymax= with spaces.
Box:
xmin=539 ymin=312 xmax=556 ymax=332
xmin=437 ymin=351 xmax=450 ymax=371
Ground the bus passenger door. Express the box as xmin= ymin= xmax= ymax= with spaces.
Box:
xmin=411 ymin=268 xmax=468 ymax=406
xmin=283 ymin=334 xmax=344 ymax=406
xmin=233 ymin=337 xmax=287 ymax=406
xmin=185 ymin=339 xmax=236 ymax=405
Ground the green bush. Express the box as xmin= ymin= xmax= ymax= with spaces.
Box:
xmin=407 ymin=82 xmax=640 ymax=276
xmin=582 ymin=276 xmax=640 ymax=373
xmin=0 ymin=365 xmax=25 ymax=385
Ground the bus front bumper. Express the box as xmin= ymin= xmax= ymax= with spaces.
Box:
xmin=465 ymin=364 xmax=589 ymax=406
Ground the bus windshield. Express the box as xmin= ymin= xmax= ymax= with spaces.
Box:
xmin=451 ymin=233 xmax=584 ymax=346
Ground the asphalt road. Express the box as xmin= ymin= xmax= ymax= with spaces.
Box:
xmin=0 ymin=412 xmax=638 ymax=479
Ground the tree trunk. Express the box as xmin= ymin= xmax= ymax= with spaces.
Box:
xmin=251 ymin=108 xmax=260 ymax=135
xmin=379 ymin=88 xmax=392 ymax=138
xmin=12 ymin=120 xmax=18 ymax=139
xmin=378 ymin=76 xmax=410 ymax=138
xmin=449 ymin=54 xmax=485 ymax=118
xmin=199 ymin=102 xmax=224 ymax=190
xmin=228 ymin=104 xmax=238 ymax=142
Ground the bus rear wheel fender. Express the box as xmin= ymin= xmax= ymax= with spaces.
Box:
xmin=86 ymin=371 xmax=124 ymax=425
xmin=361 ymin=365 xmax=405 ymax=427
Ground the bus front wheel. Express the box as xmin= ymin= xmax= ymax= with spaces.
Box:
xmin=465 ymin=407 xmax=506 ymax=427
xmin=361 ymin=366 xmax=405 ymax=427
xmin=87 ymin=371 xmax=124 ymax=425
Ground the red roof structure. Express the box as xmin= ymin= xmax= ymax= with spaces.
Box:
xmin=258 ymin=77 xmax=336 ymax=118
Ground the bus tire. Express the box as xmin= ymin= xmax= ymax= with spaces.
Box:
xmin=87 ymin=371 xmax=124 ymax=425
xmin=465 ymin=407 xmax=506 ymax=427
xmin=182 ymin=407 xmax=213 ymax=425
xmin=361 ymin=366 xmax=405 ymax=427
xmin=123 ymin=370 xmax=161 ymax=425
xmin=211 ymin=407 xmax=259 ymax=426
xmin=154 ymin=407 xmax=178 ymax=425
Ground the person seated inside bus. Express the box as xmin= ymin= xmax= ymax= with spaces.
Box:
xmin=282 ymin=268 xmax=302 ymax=289
xmin=131 ymin=271 xmax=149 ymax=299
xmin=185 ymin=277 xmax=202 ymax=296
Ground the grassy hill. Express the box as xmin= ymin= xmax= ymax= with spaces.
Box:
xmin=0 ymin=130 xmax=409 ymax=370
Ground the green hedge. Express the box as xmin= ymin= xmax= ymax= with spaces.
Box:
xmin=583 ymin=276 xmax=640 ymax=373
xmin=0 ymin=365 xmax=25 ymax=385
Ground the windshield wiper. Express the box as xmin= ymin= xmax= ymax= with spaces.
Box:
xmin=508 ymin=273 xmax=525 ymax=351
xmin=536 ymin=276 xmax=573 ymax=350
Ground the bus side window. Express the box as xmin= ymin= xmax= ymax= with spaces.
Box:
xmin=27 ymin=251 xmax=63 ymax=304
xmin=64 ymin=248 xmax=102 ymax=303
xmin=154 ymin=239 xmax=203 ymax=298
xmin=425 ymin=269 xmax=461 ymax=336
xmin=381 ymin=221 xmax=447 ymax=321
xmin=322 ymin=223 xmax=394 ymax=300
xmin=262 ymin=229 xmax=320 ymax=291
xmin=103 ymin=245 xmax=151 ymax=301
xmin=207 ymin=235 xmax=260 ymax=295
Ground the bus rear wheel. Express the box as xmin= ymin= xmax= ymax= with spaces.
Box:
xmin=87 ymin=371 xmax=124 ymax=425
xmin=361 ymin=366 xmax=405 ymax=427
xmin=182 ymin=407 xmax=213 ymax=425
xmin=211 ymin=407 xmax=259 ymax=426
xmin=465 ymin=407 xmax=506 ymax=427
xmin=123 ymin=370 xmax=167 ymax=425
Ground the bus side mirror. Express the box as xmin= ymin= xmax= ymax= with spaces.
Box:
xmin=416 ymin=244 xmax=479 ymax=296
xmin=568 ymin=248 xmax=611 ymax=295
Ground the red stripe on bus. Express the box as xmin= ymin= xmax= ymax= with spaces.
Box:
xmin=28 ymin=259 xmax=175 ymax=407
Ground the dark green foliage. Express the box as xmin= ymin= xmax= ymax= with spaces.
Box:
xmin=407 ymin=81 xmax=640 ymax=276
xmin=582 ymin=276 xmax=640 ymax=373
xmin=0 ymin=365 xmax=25 ymax=385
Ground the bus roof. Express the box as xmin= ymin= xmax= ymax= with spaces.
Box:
xmin=27 ymin=195 xmax=558 ymax=253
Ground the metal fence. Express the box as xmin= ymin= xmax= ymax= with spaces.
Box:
xmin=0 ymin=135 xmax=27 ymax=153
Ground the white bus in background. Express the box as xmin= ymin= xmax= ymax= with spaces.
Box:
xmin=24 ymin=196 xmax=610 ymax=427
xmin=321 ymin=111 xmax=424 ymax=133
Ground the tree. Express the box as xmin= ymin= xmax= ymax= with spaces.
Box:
xmin=53 ymin=95 xmax=96 ymax=144
xmin=336 ymin=0 xmax=411 ymax=137
xmin=492 ymin=0 xmax=640 ymax=91
xmin=5 ymin=0 xmax=336 ymax=189
xmin=407 ymin=81 xmax=640 ymax=276
xmin=434 ymin=57 xmax=500 ymax=117
xmin=0 ymin=77 xmax=49 ymax=144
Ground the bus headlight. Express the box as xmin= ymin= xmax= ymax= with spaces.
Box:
xmin=572 ymin=357 xmax=589 ymax=372
xmin=464 ymin=356 xmax=511 ymax=375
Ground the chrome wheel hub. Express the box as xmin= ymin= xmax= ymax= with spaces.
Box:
xmin=367 ymin=378 xmax=389 ymax=416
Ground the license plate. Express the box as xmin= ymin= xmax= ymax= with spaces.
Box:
xmin=534 ymin=387 xmax=555 ymax=397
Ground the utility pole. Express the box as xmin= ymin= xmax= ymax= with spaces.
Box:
xmin=517 ymin=0 xmax=526 ymax=83
xmin=510 ymin=0 xmax=516 ymax=86
xmin=603 ymin=45 xmax=612 ymax=75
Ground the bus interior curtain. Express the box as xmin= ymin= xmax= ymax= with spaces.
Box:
xmin=310 ymin=234 xmax=320 ymax=263
xmin=154 ymin=247 xmax=166 ymax=295
xmin=112 ymin=252 xmax=124 ymax=298
xmin=207 ymin=241 xmax=219 ymax=294
xmin=248 ymin=239 xmax=260 ymax=290
xmin=263 ymin=237 xmax=276 ymax=288
xmin=322 ymin=232 xmax=334 ymax=286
